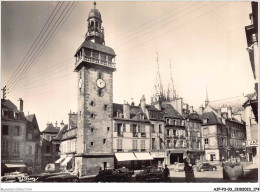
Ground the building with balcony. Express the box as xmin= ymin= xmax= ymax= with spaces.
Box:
xmin=140 ymin=95 xmax=166 ymax=167
xmin=200 ymin=110 xmax=228 ymax=162
xmin=185 ymin=112 xmax=204 ymax=165
xmin=244 ymin=2 xmax=258 ymax=165
xmin=161 ymin=102 xmax=187 ymax=165
xmin=56 ymin=112 xmax=77 ymax=172
xmin=113 ymin=102 xmax=152 ymax=170
xmin=1 ymin=99 xmax=41 ymax=175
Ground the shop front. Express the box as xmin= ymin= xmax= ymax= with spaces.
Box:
xmin=187 ymin=150 xmax=204 ymax=165
xmin=114 ymin=152 xmax=153 ymax=170
xmin=165 ymin=149 xmax=185 ymax=165
xmin=150 ymin=151 xmax=165 ymax=167
xmin=1 ymin=159 xmax=27 ymax=175
xmin=246 ymin=140 xmax=258 ymax=163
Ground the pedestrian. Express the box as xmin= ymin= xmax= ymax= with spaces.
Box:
xmin=222 ymin=157 xmax=225 ymax=167
xmin=184 ymin=158 xmax=195 ymax=182
xmin=163 ymin=164 xmax=170 ymax=182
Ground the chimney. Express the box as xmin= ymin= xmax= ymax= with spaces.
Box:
xmin=55 ymin=121 xmax=58 ymax=128
xmin=140 ymin=95 xmax=146 ymax=113
xmin=222 ymin=112 xmax=228 ymax=119
xmin=227 ymin=107 xmax=232 ymax=119
xmin=60 ymin=120 xmax=64 ymax=126
xmin=199 ymin=106 xmax=204 ymax=114
xmin=123 ymin=101 xmax=130 ymax=119
xmin=190 ymin=106 xmax=193 ymax=113
xmin=19 ymin=98 xmax=23 ymax=112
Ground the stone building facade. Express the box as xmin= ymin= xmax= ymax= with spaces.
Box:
xmin=1 ymin=99 xmax=41 ymax=175
xmin=73 ymin=3 xmax=116 ymax=176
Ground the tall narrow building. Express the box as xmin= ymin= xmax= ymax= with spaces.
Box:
xmin=73 ymin=2 xmax=116 ymax=176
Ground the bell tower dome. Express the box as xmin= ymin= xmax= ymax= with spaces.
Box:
xmin=85 ymin=2 xmax=105 ymax=45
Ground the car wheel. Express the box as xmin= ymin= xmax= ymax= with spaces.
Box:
xmin=201 ymin=169 xmax=204 ymax=172
xmin=213 ymin=168 xmax=216 ymax=171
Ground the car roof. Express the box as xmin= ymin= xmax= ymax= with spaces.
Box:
xmin=47 ymin=174 xmax=76 ymax=179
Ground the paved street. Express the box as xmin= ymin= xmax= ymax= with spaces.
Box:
xmin=79 ymin=164 xmax=258 ymax=183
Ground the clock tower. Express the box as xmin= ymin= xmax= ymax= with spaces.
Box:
xmin=74 ymin=2 xmax=116 ymax=176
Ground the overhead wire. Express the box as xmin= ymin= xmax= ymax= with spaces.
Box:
xmin=8 ymin=2 xmax=76 ymax=93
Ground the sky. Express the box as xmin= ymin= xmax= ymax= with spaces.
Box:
xmin=1 ymin=1 xmax=255 ymax=131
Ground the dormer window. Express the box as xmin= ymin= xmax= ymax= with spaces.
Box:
xmin=203 ymin=118 xmax=208 ymax=124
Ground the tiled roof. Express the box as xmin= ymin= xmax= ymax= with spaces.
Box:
xmin=75 ymin=40 xmax=116 ymax=56
xmin=161 ymin=103 xmax=184 ymax=119
xmin=26 ymin=114 xmax=35 ymax=122
xmin=146 ymin=104 xmax=161 ymax=111
xmin=53 ymin=125 xmax=68 ymax=141
xmin=186 ymin=112 xmax=201 ymax=122
xmin=1 ymin=99 xmax=27 ymax=121
xmin=112 ymin=103 xmax=149 ymax=121
xmin=200 ymin=112 xmax=225 ymax=125
xmin=42 ymin=123 xmax=60 ymax=134
xmin=1 ymin=99 xmax=19 ymax=113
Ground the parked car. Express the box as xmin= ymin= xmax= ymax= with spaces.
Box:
xmin=15 ymin=171 xmax=71 ymax=182
xmin=44 ymin=174 xmax=80 ymax=182
xmin=115 ymin=167 xmax=134 ymax=177
xmin=95 ymin=169 xmax=130 ymax=182
xmin=1 ymin=172 xmax=27 ymax=181
xmin=197 ymin=163 xmax=217 ymax=172
xmin=135 ymin=166 xmax=164 ymax=182
xmin=174 ymin=163 xmax=185 ymax=172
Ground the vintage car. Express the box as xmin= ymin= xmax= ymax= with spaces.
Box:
xmin=15 ymin=172 xmax=71 ymax=183
xmin=174 ymin=163 xmax=185 ymax=172
xmin=115 ymin=167 xmax=134 ymax=177
xmin=95 ymin=169 xmax=130 ymax=182
xmin=44 ymin=174 xmax=80 ymax=182
xmin=2 ymin=172 xmax=27 ymax=181
xmin=135 ymin=166 xmax=164 ymax=182
xmin=197 ymin=162 xmax=217 ymax=172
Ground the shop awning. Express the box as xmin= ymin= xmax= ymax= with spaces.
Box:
xmin=55 ymin=157 xmax=65 ymax=164
xmin=61 ymin=156 xmax=72 ymax=166
xmin=5 ymin=164 xmax=27 ymax=168
xmin=115 ymin=153 xmax=137 ymax=161
xmin=134 ymin=153 xmax=154 ymax=160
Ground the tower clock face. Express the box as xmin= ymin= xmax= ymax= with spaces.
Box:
xmin=96 ymin=78 xmax=106 ymax=89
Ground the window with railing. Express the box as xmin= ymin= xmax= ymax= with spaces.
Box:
xmin=2 ymin=125 xmax=9 ymax=135
xmin=151 ymin=124 xmax=155 ymax=133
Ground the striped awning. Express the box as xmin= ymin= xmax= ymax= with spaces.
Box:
xmin=61 ymin=156 xmax=72 ymax=166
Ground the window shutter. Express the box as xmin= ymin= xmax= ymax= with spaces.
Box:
xmin=130 ymin=124 xmax=133 ymax=133
xmin=114 ymin=123 xmax=117 ymax=132
xmin=138 ymin=125 xmax=140 ymax=133
xmin=123 ymin=124 xmax=126 ymax=132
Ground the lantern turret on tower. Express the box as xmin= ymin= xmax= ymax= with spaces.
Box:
xmin=85 ymin=2 xmax=105 ymax=45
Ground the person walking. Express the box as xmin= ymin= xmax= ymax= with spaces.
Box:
xmin=184 ymin=158 xmax=195 ymax=182
xmin=163 ymin=164 xmax=170 ymax=182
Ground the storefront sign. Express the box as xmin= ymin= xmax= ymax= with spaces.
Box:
xmin=1 ymin=159 xmax=24 ymax=163
xmin=247 ymin=140 xmax=258 ymax=147
xmin=151 ymin=152 xmax=165 ymax=158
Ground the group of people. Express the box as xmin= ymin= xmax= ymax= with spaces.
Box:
xmin=163 ymin=158 xmax=195 ymax=182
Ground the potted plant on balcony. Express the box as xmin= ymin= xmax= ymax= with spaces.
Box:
xmin=223 ymin=158 xmax=244 ymax=181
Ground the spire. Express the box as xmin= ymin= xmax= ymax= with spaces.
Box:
xmin=205 ymin=85 xmax=209 ymax=107
xmin=94 ymin=1 xmax=96 ymax=9
xmin=155 ymin=52 xmax=164 ymax=97
xmin=168 ymin=60 xmax=177 ymax=100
